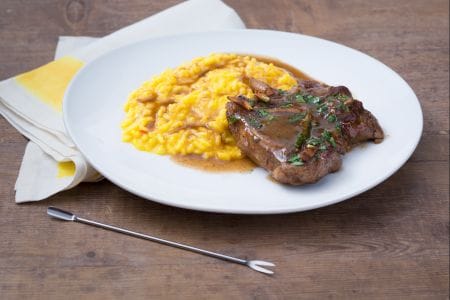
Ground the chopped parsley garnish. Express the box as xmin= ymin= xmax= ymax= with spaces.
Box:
xmin=321 ymin=130 xmax=332 ymax=140
xmin=317 ymin=103 xmax=329 ymax=114
xmin=248 ymin=117 xmax=262 ymax=128
xmin=288 ymin=154 xmax=304 ymax=166
xmin=295 ymin=133 xmax=308 ymax=148
xmin=329 ymin=136 xmax=337 ymax=148
xmin=257 ymin=109 xmax=270 ymax=117
xmin=311 ymin=96 xmax=321 ymax=104
xmin=319 ymin=144 xmax=328 ymax=151
xmin=322 ymin=130 xmax=336 ymax=148
xmin=281 ymin=102 xmax=293 ymax=108
xmin=295 ymin=94 xmax=305 ymax=103
xmin=322 ymin=130 xmax=336 ymax=147
xmin=336 ymin=93 xmax=349 ymax=101
xmin=337 ymin=101 xmax=349 ymax=112
xmin=288 ymin=112 xmax=306 ymax=123
xmin=304 ymin=94 xmax=321 ymax=104
xmin=306 ymin=136 xmax=321 ymax=146
xmin=228 ymin=115 xmax=239 ymax=124
xmin=335 ymin=123 xmax=342 ymax=132
xmin=257 ymin=109 xmax=275 ymax=121
xmin=327 ymin=114 xmax=337 ymax=123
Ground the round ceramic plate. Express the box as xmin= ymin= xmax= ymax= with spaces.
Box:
xmin=64 ymin=29 xmax=422 ymax=214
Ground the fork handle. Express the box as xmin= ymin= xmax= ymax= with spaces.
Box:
xmin=75 ymin=216 xmax=247 ymax=265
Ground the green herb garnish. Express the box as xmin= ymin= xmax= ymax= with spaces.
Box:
xmin=321 ymin=130 xmax=337 ymax=148
xmin=288 ymin=112 xmax=306 ymax=123
xmin=306 ymin=136 xmax=321 ymax=146
xmin=295 ymin=133 xmax=308 ymax=148
xmin=321 ymin=130 xmax=332 ymax=140
xmin=329 ymin=136 xmax=337 ymax=148
xmin=281 ymin=102 xmax=294 ymax=108
xmin=327 ymin=114 xmax=337 ymax=123
xmin=257 ymin=109 xmax=270 ymax=117
xmin=317 ymin=103 xmax=329 ymax=114
xmin=228 ymin=115 xmax=239 ymax=124
xmin=248 ymin=117 xmax=262 ymax=128
xmin=295 ymin=94 xmax=305 ymax=103
xmin=288 ymin=154 xmax=304 ymax=166
xmin=257 ymin=109 xmax=275 ymax=121
xmin=337 ymin=101 xmax=349 ymax=112
xmin=336 ymin=93 xmax=349 ymax=101
xmin=305 ymin=94 xmax=321 ymax=104
xmin=311 ymin=96 xmax=321 ymax=104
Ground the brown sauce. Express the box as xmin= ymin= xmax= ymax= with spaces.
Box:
xmin=258 ymin=110 xmax=304 ymax=146
xmin=241 ymin=54 xmax=314 ymax=81
xmin=171 ymin=54 xmax=310 ymax=173
xmin=171 ymin=155 xmax=256 ymax=173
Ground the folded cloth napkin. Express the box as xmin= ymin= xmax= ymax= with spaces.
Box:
xmin=0 ymin=0 xmax=245 ymax=203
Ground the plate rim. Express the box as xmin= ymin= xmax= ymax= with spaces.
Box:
xmin=63 ymin=29 xmax=423 ymax=214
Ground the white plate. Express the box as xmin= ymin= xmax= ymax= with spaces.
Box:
xmin=64 ymin=29 xmax=422 ymax=214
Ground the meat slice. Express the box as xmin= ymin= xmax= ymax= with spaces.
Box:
xmin=226 ymin=78 xmax=384 ymax=185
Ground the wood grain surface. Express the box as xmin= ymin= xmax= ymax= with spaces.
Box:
xmin=0 ymin=0 xmax=448 ymax=299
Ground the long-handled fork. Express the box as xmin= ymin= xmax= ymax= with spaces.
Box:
xmin=47 ymin=207 xmax=275 ymax=275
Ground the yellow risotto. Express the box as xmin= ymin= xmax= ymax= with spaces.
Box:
xmin=121 ymin=53 xmax=297 ymax=160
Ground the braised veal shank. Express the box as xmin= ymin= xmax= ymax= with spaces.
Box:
xmin=226 ymin=78 xmax=384 ymax=185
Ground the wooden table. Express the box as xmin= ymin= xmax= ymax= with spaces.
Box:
xmin=1 ymin=1 xmax=448 ymax=298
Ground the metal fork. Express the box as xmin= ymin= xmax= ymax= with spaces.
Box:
xmin=47 ymin=207 xmax=275 ymax=275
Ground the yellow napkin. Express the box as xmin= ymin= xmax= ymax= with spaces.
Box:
xmin=0 ymin=0 xmax=245 ymax=202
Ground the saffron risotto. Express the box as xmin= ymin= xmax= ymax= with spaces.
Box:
xmin=121 ymin=53 xmax=297 ymax=160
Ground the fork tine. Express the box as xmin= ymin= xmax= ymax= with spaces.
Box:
xmin=250 ymin=265 xmax=274 ymax=275
xmin=251 ymin=260 xmax=275 ymax=267
xmin=247 ymin=260 xmax=275 ymax=275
